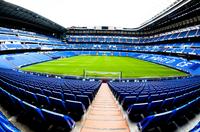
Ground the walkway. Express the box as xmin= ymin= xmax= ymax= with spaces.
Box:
xmin=80 ymin=83 xmax=130 ymax=132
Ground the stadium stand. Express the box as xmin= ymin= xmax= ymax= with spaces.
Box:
xmin=109 ymin=77 xmax=200 ymax=131
xmin=190 ymin=121 xmax=200 ymax=132
xmin=0 ymin=112 xmax=20 ymax=132
xmin=0 ymin=68 xmax=101 ymax=131
xmin=0 ymin=0 xmax=200 ymax=131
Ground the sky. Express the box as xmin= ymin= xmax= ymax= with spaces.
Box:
xmin=5 ymin=0 xmax=177 ymax=28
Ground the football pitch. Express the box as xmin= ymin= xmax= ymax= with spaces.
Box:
xmin=20 ymin=55 xmax=187 ymax=78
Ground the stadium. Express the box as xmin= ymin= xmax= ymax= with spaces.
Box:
xmin=0 ymin=0 xmax=200 ymax=132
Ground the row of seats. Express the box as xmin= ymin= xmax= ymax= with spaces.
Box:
xmin=0 ymin=43 xmax=66 ymax=51
xmin=55 ymin=43 xmax=200 ymax=56
xmin=67 ymin=27 xmax=200 ymax=44
xmin=190 ymin=121 xmax=200 ymax=132
xmin=0 ymin=87 xmax=75 ymax=131
xmin=0 ymin=112 xmax=20 ymax=132
xmin=0 ymin=69 xmax=101 ymax=121
xmin=0 ymin=53 xmax=53 ymax=69
xmin=109 ymin=77 xmax=200 ymax=109
xmin=127 ymin=87 xmax=200 ymax=120
xmin=137 ymin=96 xmax=200 ymax=131
xmin=0 ymin=27 xmax=65 ymax=45
xmin=109 ymin=77 xmax=200 ymax=131
xmin=0 ymin=71 xmax=100 ymax=102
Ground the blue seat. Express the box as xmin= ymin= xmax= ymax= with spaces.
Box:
xmin=147 ymin=100 xmax=163 ymax=114
xmin=0 ymin=87 xmax=12 ymax=102
xmin=159 ymin=93 xmax=167 ymax=99
xmin=0 ymin=112 xmax=20 ymax=132
xmin=49 ymin=97 xmax=67 ymax=114
xmin=0 ymin=125 xmax=5 ymax=132
xmin=173 ymin=95 xmax=185 ymax=107
xmin=41 ymin=109 xmax=75 ymax=130
xmin=127 ymin=103 xmax=149 ymax=121
xmin=10 ymin=94 xmax=25 ymax=111
xmin=170 ymin=103 xmax=188 ymax=122
xmin=64 ymin=93 xmax=76 ymax=101
xmin=52 ymin=91 xmax=63 ymax=100
xmin=33 ymin=87 xmax=43 ymax=94
xmin=8 ymin=85 xmax=19 ymax=97
xmin=43 ymin=89 xmax=52 ymax=97
xmin=72 ymin=91 xmax=81 ymax=95
xmin=65 ymin=100 xmax=86 ymax=121
xmin=167 ymin=92 xmax=175 ymax=98
xmin=23 ymin=101 xmax=45 ymax=121
xmin=25 ymin=91 xmax=38 ymax=104
xmin=83 ymin=92 xmax=93 ymax=102
xmin=148 ymin=94 xmax=160 ymax=102
xmin=17 ymin=88 xmax=26 ymax=99
xmin=161 ymin=97 xmax=174 ymax=110
xmin=189 ymin=121 xmax=200 ymax=132
xmin=188 ymin=97 xmax=200 ymax=109
xmin=138 ymin=110 xmax=174 ymax=131
xmin=76 ymin=95 xmax=90 ymax=109
xmin=118 ymin=93 xmax=129 ymax=103
xmin=137 ymin=95 xmax=149 ymax=103
xmin=121 ymin=96 xmax=137 ymax=110
xmin=36 ymin=93 xmax=50 ymax=108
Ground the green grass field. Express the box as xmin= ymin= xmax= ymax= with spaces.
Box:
xmin=20 ymin=55 xmax=187 ymax=78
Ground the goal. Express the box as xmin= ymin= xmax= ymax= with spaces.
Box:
xmin=83 ymin=70 xmax=122 ymax=79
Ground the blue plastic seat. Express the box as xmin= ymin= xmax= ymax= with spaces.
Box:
xmin=23 ymin=101 xmax=45 ymax=121
xmin=76 ymin=95 xmax=90 ymax=109
xmin=148 ymin=94 xmax=160 ymax=102
xmin=83 ymin=91 xmax=93 ymax=102
xmin=65 ymin=100 xmax=86 ymax=121
xmin=72 ymin=91 xmax=82 ymax=95
xmin=33 ymin=87 xmax=43 ymax=94
xmin=0 ymin=112 xmax=20 ymax=132
xmin=64 ymin=93 xmax=76 ymax=101
xmin=161 ymin=97 xmax=174 ymax=110
xmin=49 ymin=97 xmax=67 ymax=114
xmin=10 ymin=94 xmax=25 ymax=111
xmin=170 ymin=103 xmax=188 ymax=122
xmin=36 ymin=93 xmax=50 ymax=108
xmin=137 ymin=95 xmax=149 ymax=103
xmin=127 ymin=103 xmax=149 ymax=121
xmin=0 ymin=125 xmax=5 ymax=132
xmin=41 ymin=109 xmax=75 ymax=130
xmin=43 ymin=89 xmax=52 ymax=97
xmin=25 ymin=91 xmax=38 ymax=104
xmin=0 ymin=87 xmax=12 ymax=102
xmin=159 ymin=93 xmax=167 ymax=99
xmin=138 ymin=110 xmax=174 ymax=131
xmin=167 ymin=92 xmax=175 ymax=98
xmin=121 ymin=96 xmax=137 ymax=110
xmin=189 ymin=121 xmax=200 ymax=132
xmin=52 ymin=91 xmax=63 ymax=100
xmin=118 ymin=93 xmax=130 ymax=103
xmin=17 ymin=88 xmax=26 ymax=99
xmin=147 ymin=100 xmax=163 ymax=114
xmin=173 ymin=95 xmax=185 ymax=107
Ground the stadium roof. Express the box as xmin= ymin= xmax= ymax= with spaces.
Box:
xmin=1 ymin=0 xmax=199 ymax=36
xmin=0 ymin=0 xmax=66 ymax=34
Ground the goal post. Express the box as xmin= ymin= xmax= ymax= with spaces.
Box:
xmin=83 ymin=70 xmax=122 ymax=79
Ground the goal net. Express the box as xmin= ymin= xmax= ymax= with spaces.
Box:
xmin=83 ymin=70 xmax=122 ymax=79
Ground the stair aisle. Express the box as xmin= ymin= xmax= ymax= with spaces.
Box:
xmin=80 ymin=83 xmax=130 ymax=132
